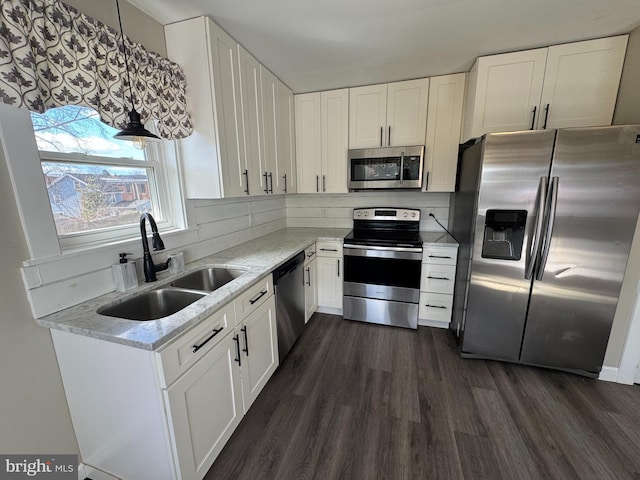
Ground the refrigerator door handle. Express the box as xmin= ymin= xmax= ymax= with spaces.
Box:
xmin=525 ymin=176 xmax=548 ymax=280
xmin=536 ymin=176 xmax=559 ymax=281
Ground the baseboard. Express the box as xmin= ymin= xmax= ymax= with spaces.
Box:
xmin=316 ymin=306 xmax=342 ymax=316
xmin=598 ymin=366 xmax=619 ymax=383
xmin=418 ymin=318 xmax=450 ymax=329
xmin=81 ymin=464 xmax=120 ymax=480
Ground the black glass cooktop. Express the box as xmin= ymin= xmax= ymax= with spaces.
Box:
xmin=344 ymin=229 xmax=423 ymax=248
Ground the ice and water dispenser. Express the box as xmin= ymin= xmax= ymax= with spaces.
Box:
xmin=481 ymin=210 xmax=527 ymax=260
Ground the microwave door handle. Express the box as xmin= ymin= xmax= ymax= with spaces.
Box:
xmin=400 ymin=151 xmax=405 ymax=184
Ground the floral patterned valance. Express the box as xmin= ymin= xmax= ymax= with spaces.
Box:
xmin=0 ymin=0 xmax=193 ymax=140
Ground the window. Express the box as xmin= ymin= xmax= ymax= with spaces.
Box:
xmin=29 ymin=105 xmax=182 ymax=250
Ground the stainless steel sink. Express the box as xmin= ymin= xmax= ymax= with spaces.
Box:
xmin=170 ymin=267 xmax=245 ymax=292
xmin=98 ymin=288 xmax=207 ymax=321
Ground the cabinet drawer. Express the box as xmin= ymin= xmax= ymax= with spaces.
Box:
xmin=304 ymin=243 xmax=317 ymax=265
xmin=421 ymin=264 xmax=456 ymax=294
xmin=316 ymin=240 xmax=343 ymax=257
xmin=423 ymin=246 xmax=458 ymax=265
xmin=234 ymin=276 xmax=274 ymax=321
xmin=418 ymin=292 xmax=453 ymax=322
xmin=156 ymin=303 xmax=235 ymax=388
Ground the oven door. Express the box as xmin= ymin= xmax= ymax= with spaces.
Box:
xmin=343 ymin=245 xmax=422 ymax=303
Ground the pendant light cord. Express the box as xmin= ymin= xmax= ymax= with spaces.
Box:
xmin=115 ymin=0 xmax=135 ymax=108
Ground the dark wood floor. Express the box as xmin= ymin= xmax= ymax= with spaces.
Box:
xmin=205 ymin=313 xmax=640 ymax=480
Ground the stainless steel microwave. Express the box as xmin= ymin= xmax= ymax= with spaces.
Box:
xmin=347 ymin=145 xmax=425 ymax=190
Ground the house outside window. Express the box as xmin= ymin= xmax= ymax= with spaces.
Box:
xmin=30 ymin=105 xmax=182 ymax=249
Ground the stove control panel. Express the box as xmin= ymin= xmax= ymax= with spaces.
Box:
xmin=353 ymin=208 xmax=420 ymax=222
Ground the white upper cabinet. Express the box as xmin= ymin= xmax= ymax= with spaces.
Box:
xmin=423 ymin=73 xmax=466 ymax=192
xmin=349 ymin=78 xmax=429 ymax=148
xmin=462 ymin=35 xmax=628 ymax=142
xmin=274 ymin=78 xmax=297 ymax=194
xmin=539 ymin=36 xmax=628 ymax=130
xmin=295 ymin=89 xmax=349 ymax=194
xmin=166 ymin=16 xmax=296 ymax=198
xmin=238 ymin=46 xmax=264 ymax=196
xmin=165 ymin=17 xmax=246 ymax=198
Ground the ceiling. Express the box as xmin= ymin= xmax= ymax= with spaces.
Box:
xmin=128 ymin=0 xmax=640 ymax=94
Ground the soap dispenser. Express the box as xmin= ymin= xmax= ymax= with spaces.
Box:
xmin=112 ymin=253 xmax=139 ymax=292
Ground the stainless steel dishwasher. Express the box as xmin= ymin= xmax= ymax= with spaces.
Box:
xmin=273 ymin=252 xmax=306 ymax=362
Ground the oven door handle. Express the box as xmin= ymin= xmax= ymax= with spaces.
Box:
xmin=344 ymin=244 xmax=422 ymax=253
xmin=344 ymin=245 xmax=422 ymax=260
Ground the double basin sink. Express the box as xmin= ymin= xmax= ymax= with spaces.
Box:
xmin=97 ymin=267 xmax=246 ymax=321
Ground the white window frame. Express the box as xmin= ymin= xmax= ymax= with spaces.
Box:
xmin=0 ymin=103 xmax=187 ymax=261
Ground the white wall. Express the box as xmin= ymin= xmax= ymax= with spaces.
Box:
xmin=0 ymin=136 xmax=79 ymax=455
xmin=286 ymin=191 xmax=450 ymax=231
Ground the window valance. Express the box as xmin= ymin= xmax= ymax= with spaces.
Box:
xmin=0 ymin=0 xmax=193 ymax=140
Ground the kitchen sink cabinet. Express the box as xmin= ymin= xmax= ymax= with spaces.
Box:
xmin=316 ymin=240 xmax=343 ymax=313
xmin=462 ymin=35 xmax=628 ymax=142
xmin=303 ymin=244 xmax=318 ymax=322
xmin=418 ymin=245 xmax=458 ymax=328
xmin=349 ymin=78 xmax=429 ymax=148
xmin=51 ymin=281 xmax=278 ymax=480
xmin=295 ymin=89 xmax=349 ymax=193
xmin=423 ymin=73 xmax=466 ymax=192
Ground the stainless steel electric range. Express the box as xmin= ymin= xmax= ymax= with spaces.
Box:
xmin=343 ymin=207 xmax=422 ymax=329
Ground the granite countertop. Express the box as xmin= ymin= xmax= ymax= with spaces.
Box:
xmin=37 ymin=227 xmax=457 ymax=351
xmin=37 ymin=228 xmax=350 ymax=351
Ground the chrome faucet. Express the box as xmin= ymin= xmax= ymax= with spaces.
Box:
xmin=140 ymin=213 xmax=170 ymax=282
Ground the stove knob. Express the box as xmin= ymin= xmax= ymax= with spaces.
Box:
xmin=403 ymin=212 xmax=408 ymax=218
xmin=364 ymin=212 xmax=369 ymax=217
xmin=356 ymin=212 xmax=361 ymax=217
xmin=411 ymin=212 xmax=416 ymax=218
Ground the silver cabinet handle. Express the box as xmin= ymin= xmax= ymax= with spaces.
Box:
xmin=305 ymin=267 xmax=311 ymax=286
xmin=192 ymin=327 xmax=224 ymax=353
xmin=400 ymin=151 xmax=405 ymax=184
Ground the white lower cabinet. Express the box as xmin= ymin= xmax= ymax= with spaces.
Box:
xmin=304 ymin=244 xmax=318 ymax=322
xmin=51 ymin=280 xmax=278 ymax=480
xmin=166 ymin=332 xmax=244 ymax=480
xmin=418 ymin=245 xmax=458 ymax=328
xmin=316 ymin=240 xmax=343 ymax=312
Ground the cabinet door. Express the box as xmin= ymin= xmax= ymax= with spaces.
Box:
xmin=317 ymin=256 xmax=343 ymax=309
xmin=424 ymin=73 xmax=465 ymax=192
xmin=238 ymin=45 xmax=264 ymax=196
xmin=165 ymin=334 xmax=243 ymax=480
xmin=275 ymin=79 xmax=296 ymax=194
xmin=349 ymin=84 xmax=387 ymax=148
xmin=239 ymin=296 xmax=278 ymax=412
xmin=260 ymin=66 xmax=278 ymax=194
xmin=295 ymin=92 xmax=322 ymax=193
xmin=386 ymin=78 xmax=429 ymax=147
xmin=304 ymin=259 xmax=318 ymax=322
xmin=321 ymin=89 xmax=349 ymax=193
xmin=538 ymin=36 xmax=628 ymax=130
xmin=462 ymin=48 xmax=547 ymax=141
xmin=207 ymin=20 xmax=247 ymax=198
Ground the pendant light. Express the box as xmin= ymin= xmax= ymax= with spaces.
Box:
xmin=113 ymin=0 xmax=160 ymax=149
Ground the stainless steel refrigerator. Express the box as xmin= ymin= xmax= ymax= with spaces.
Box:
xmin=450 ymin=125 xmax=640 ymax=377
